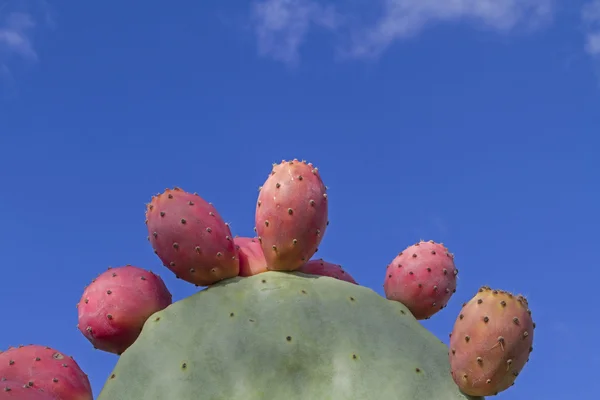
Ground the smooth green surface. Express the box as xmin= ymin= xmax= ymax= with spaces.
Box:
xmin=98 ymin=272 xmax=482 ymax=400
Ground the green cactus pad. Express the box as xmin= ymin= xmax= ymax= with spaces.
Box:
xmin=98 ymin=272 xmax=483 ymax=400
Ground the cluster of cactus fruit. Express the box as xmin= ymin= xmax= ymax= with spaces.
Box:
xmin=0 ymin=159 xmax=535 ymax=399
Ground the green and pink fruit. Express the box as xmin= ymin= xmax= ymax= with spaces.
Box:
xmin=449 ymin=286 xmax=535 ymax=397
xmin=383 ymin=240 xmax=457 ymax=320
xmin=234 ymin=237 xmax=268 ymax=277
xmin=146 ymin=187 xmax=239 ymax=286
xmin=0 ymin=345 xmax=93 ymax=400
xmin=77 ymin=265 xmax=172 ymax=355
xmin=0 ymin=379 xmax=53 ymax=399
xmin=255 ymin=160 xmax=328 ymax=272
xmin=298 ymin=259 xmax=357 ymax=284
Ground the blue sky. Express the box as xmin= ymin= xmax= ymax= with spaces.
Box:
xmin=0 ymin=0 xmax=598 ymax=398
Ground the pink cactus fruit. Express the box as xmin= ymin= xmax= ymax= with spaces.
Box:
xmin=77 ymin=265 xmax=172 ymax=355
xmin=0 ymin=345 xmax=93 ymax=400
xmin=234 ymin=237 xmax=268 ymax=277
xmin=383 ymin=240 xmax=457 ymax=320
xmin=298 ymin=259 xmax=357 ymax=284
xmin=146 ymin=187 xmax=240 ymax=286
xmin=255 ymin=159 xmax=328 ymax=271
xmin=0 ymin=379 xmax=54 ymax=399
xmin=449 ymin=286 xmax=535 ymax=397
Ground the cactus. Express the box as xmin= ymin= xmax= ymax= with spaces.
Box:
xmin=146 ymin=187 xmax=239 ymax=286
xmin=77 ymin=265 xmax=173 ymax=355
xmin=255 ymin=159 xmax=328 ymax=271
xmin=2 ymin=158 xmax=538 ymax=399
xmin=0 ymin=345 xmax=93 ymax=400
xmin=97 ymin=272 xmax=482 ymax=400
xmin=298 ymin=258 xmax=357 ymax=284
xmin=0 ymin=379 xmax=54 ymax=399
xmin=448 ymin=287 xmax=535 ymax=396
xmin=234 ymin=237 xmax=268 ymax=277
xmin=384 ymin=240 xmax=458 ymax=320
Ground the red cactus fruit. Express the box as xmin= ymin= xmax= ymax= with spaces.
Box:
xmin=146 ymin=187 xmax=239 ymax=286
xmin=0 ymin=345 xmax=93 ymax=400
xmin=0 ymin=379 xmax=54 ymax=399
xmin=383 ymin=240 xmax=457 ymax=320
xmin=234 ymin=237 xmax=268 ymax=277
xmin=449 ymin=286 xmax=535 ymax=397
xmin=298 ymin=259 xmax=357 ymax=284
xmin=77 ymin=265 xmax=172 ymax=355
xmin=255 ymin=159 xmax=328 ymax=271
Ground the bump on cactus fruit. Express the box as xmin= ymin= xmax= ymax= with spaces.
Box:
xmin=384 ymin=240 xmax=458 ymax=320
xmin=449 ymin=286 xmax=535 ymax=397
xmin=298 ymin=258 xmax=357 ymax=284
xmin=0 ymin=345 xmax=93 ymax=400
xmin=255 ymin=159 xmax=328 ymax=272
xmin=146 ymin=187 xmax=239 ymax=286
xmin=0 ymin=379 xmax=54 ymax=399
xmin=77 ymin=265 xmax=173 ymax=355
xmin=234 ymin=236 xmax=268 ymax=277
xmin=97 ymin=272 xmax=482 ymax=400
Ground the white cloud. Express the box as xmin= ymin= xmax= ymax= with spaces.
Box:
xmin=250 ymin=0 xmax=554 ymax=63
xmin=251 ymin=0 xmax=340 ymax=65
xmin=0 ymin=12 xmax=37 ymax=61
xmin=583 ymin=0 xmax=600 ymax=57
xmin=0 ymin=0 xmax=53 ymax=84
xmin=349 ymin=0 xmax=554 ymax=58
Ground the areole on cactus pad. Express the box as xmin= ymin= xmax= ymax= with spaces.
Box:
xmin=97 ymin=272 xmax=482 ymax=400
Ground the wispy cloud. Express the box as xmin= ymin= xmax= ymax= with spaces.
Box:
xmin=0 ymin=12 xmax=37 ymax=61
xmin=250 ymin=0 xmax=555 ymax=63
xmin=251 ymin=0 xmax=341 ymax=65
xmin=0 ymin=0 xmax=53 ymax=84
xmin=583 ymin=0 xmax=600 ymax=58
xmin=348 ymin=0 xmax=554 ymax=58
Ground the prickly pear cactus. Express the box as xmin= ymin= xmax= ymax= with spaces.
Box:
xmin=98 ymin=272 xmax=483 ymax=400
xmin=384 ymin=240 xmax=458 ymax=320
xmin=298 ymin=258 xmax=357 ymax=284
xmin=255 ymin=159 xmax=329 ymax=271
xmin=145 ymin=187 xmax=239 ymax=286
xmin=234 ymin=236 xmax=268 ymax=277
xmin=449 ymin=286 xmax=535 ymax=396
